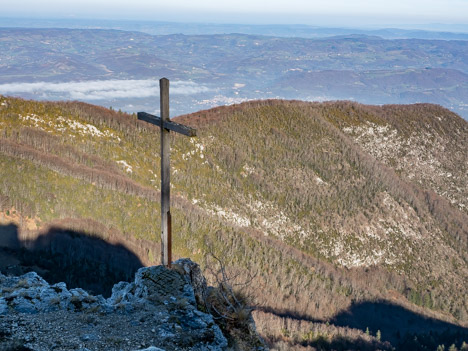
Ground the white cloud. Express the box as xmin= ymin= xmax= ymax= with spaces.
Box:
xmin=0 ymin=79 xmax=210 ymax=100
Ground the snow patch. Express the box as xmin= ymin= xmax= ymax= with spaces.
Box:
xmin=204 ymin=203 xmax=250 ymax=228
xmin=322 ymin=191 xmax=425 ymax=268
xmin=343 ymin=121 xmax=467 ymax=213
xmin=191 ymin=194 xmax=308 ymax=242
xmin=246 ymin=199 xmax=306 ymax=240
xmin=182 ymin=139 xmax=205 ymax=160
xmin=20 ymin=114 xmax=45 ymax=128
xmin=241 ymin=164 xmax=255 ymax=178
xmin=315 ymin=176 xmax=327 ymax=185
xmin=116 ymin=160 xmax=133 ymax=173
xmin=19 ymin=114 xmax=120 ymax=141
xmin=56 ymin=116 xmax=118 ymax=140
xmin=336 ymin=249 xmax=391 ymax=268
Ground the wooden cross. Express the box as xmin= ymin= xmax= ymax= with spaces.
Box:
xmin=137 ymin=78 xmax=197 ymax=267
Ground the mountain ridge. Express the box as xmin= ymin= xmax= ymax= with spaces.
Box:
xmin=1 ymin=27 xmax=467 ymax=118
xmin=0 ymin=96 xmax=467 ymax=350
xmin=2 ymin=18 xmax=468 ymax=39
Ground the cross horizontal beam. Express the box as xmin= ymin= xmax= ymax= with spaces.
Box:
xmin=137 ymin=112 xmax=197 ymax=137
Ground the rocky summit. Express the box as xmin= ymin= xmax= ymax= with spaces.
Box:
xmin=0 ymin=259 xmax=229 ymax=351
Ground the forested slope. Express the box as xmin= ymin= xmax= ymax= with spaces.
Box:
xmin=1 ymin=96 xmax=467 ymax=350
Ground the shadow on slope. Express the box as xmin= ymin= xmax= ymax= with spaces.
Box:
xmin=256 ymin=300 xmax=468 ymax=350
xmin=0 ymin=223 xmax=143 ymax=297
xmin=331 ymin=300 xmax=468 ymax=346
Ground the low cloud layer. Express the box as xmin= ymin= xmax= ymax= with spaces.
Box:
xmin=0 ymin=79 xmax=210 ymax=100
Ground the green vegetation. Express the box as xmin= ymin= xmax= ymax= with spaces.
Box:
xmin=1 ymin=96 xmax=467 ymax=350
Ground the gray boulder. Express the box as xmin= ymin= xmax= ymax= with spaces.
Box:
xmin=0 ymin=260 xmax=228 ymax=350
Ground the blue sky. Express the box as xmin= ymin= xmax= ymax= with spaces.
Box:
xmin=2 ymin=0 xmax=468 ymax=26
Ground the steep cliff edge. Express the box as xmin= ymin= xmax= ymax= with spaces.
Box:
xmin=0 ymin=258 xmax=263 ymax=351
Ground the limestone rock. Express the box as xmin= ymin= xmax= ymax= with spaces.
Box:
xmin=173 ymin=258 xmax=209 ymax=309
xmin=0 ymin=260 xmax=228 ymax=351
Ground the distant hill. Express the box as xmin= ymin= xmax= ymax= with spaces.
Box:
xmin=0 ymin=28 xmax=467 ymax=118
xmin=2 ymin=18 xmax=468 ymax=40
xmin=0 ymin=96 xmax=467 ymax=350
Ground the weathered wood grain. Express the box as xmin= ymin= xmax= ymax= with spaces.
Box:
xmin=137 ymin=112 xmax=196 ymax=137
xmin=137 ymin=78 xmax=196 ymax=267
xmin=160 ymin=78 xmax=171 ymax=267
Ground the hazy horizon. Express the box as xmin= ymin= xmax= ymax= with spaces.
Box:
xmin=1 ymin=0 xmax=468 ymax=30
xmin=1 ymin=16 xmax=468 ymax=36
xmin=1 ymin=2 xmax=467 ymax=119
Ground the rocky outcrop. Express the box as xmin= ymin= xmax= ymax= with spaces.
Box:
xmin=172 ymin=258 xmax=209 ymax=310
xmin=0 ymin=259 xmax=228 ymax=351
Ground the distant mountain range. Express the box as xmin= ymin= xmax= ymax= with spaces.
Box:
xmin=0 ymin=27 xmax=467 ymax=118
xmin=2 ymin=18 xmax=468 ymax=39
xmin=0 ymin=96 xmax=467 ymax=350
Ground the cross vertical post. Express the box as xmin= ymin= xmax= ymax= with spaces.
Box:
xmin=160 ymin=78 xmax=171 ymax=267
xmin=137 ymin=78 xmax=197 ymax=268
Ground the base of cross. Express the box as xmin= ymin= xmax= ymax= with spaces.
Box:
xmin=166 ymin=211 xmax=172 ymax=268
